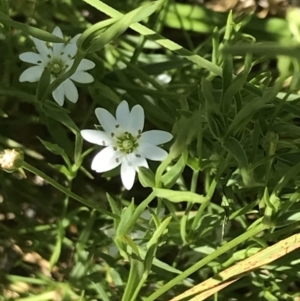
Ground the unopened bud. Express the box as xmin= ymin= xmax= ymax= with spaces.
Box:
xmin=0 ymin=149 xmax=24 ymax=172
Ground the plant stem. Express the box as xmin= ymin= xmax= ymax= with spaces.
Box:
xmin=144 ymin=221 xmax=268 ymax=301
xmin=22 ymin=161 xmax=118 ymax=219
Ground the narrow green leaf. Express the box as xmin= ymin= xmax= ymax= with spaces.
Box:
xmin=222 ymin=137 xmax=248 ymax=168
xmin=201 ymin=78 xmax=215 ymax=104
xmin=91 ymin=282 xmax=110 ymax=301
xmin=138 ymin=167 xmax=155 ymax=188
xmin=121 ymin=258 xmax=144 ymax=301
xmin=153 ymin=188 xmax=206 ymax=204
xmin=221 ymin=74 xmax=247 ymax=112
xmin=116 ymin=201 xmax=135 ymax=237
xmin=42 ymin=101 xmax=79 ymax=133
xmin=138 ymin=247 xmax=182 ymax=274
xmin=144 ymin=244 xmax=157 ymax=275
xmin=38 ymin=137 xmax=70 ymax=167
xmin=36 ymin=69 xmax=51 ymax=101
xmin=83 ymin=0 xmax=166 ymax=52
xmin=48 ymin=164 xmax=73 ymax=178
xmin=207 ymin=108 xmax=227 ymax=139
xmin=161 ymin=150 xmax=188 ymax=188
xmin=49 ymin=220 xmax=64 ymax=269
xmin=147 ymin=216 xmax=172 ymax=250
xmin=170 ymin=110 xmax=201 ymax=158
xmin=0 ymin=12 xmax=64 ymax=42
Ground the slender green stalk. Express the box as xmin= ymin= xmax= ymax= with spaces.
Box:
xmin=82 ymin=0 xmax=264 ymax=97
xmin=191 ymin=177 xmax=218 ymax=231
xmin=144 ymin=222 xmax=268 ymax=301
xmin=155 ymin=154 xmax=173 ymax=188
xmin=190 ymin=170 xmax=199 ymax=193
xmin=22 ymin=161 xmax=118 ymax=219
xmin=40 ymin=51 xmax=85 ymax=102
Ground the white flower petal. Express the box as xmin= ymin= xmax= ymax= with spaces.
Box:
xmin=19 ymin=66 xmax=44 ymax=82
xmin=52 ymin=26 xmax=63 ymax=38
xmin=61 ymin=35 xmax=80 ymax=59
xmin=116 ymin=101 xmax=130 ymax=129
xmin=128 ymin=152 xmax=148 ymax=169
xmin=52 ymin=27 xmax=65 ymax=56
xmin=121 ymin=158 xmax=136 ymax=190
xmin=127 ymin=104 xmax=144 ymax=135
xmin=52 ymin=83 xmax=65 ymax=106
xmin=91 ymin=146 xmax=122 ymax=172
xmin=70 ymin=34 xmax=81 ymax=45
xmin=19 ymin=52 xmax=44 ymax=65
xmin=139 ymin=130 xmax=173 ymax=145
xmin=70 ymin=71 xmax=94 ymax=83
xmin=95 ymin=108 xmax=118 ymax=134
xmin=81 ymin=130 xmax=113 ymax=146
xmin=53 ymin=42 xmax=65 ymax=57
xmin=138 ymin=143 xmax=168 ymax=161
xmin=62 ymin=79 xmax=78 ymax=103
xmin=32 ymin=38 xmax=52 ymax=60
xmin=77 ymin=58 xmax=95 ymax=71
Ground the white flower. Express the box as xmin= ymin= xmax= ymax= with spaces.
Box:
xmin=19 ymin=26 xmax=95 ymax=106
xmin=81 ymin=101 xmax=173 ymax=190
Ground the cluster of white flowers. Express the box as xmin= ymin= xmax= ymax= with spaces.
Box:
xmin=19 ymin=27 xmax=173 ymax=189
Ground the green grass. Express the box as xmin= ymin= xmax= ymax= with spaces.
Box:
xmin=1 ymin=0 xmax=300 ymax=300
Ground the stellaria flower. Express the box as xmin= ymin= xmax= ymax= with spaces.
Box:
xmin=81 ymin=101 xmax=173 ymax=190
xmin=19 ymin=26 xmax=95 ymax=106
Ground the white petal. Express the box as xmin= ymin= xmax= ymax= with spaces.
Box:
xmin=53 ymin=42 xmax=65 ymax=57
xmin=52 ymin=27 xmax=65 ymax=56
xmin=61 ymin=34 xmax=80 ymax=59
xmin=62 ymin=79 xmax=78 ymax=103
xmin=81 ymin=130 xmax=114 ymax=146
xmin=139 ymin=130 xmax=173 ymax=145
xmin=19 ymin=52 xmax=44 ymax=65
xmin=77 ymin=59 xmax=95 ymax=71
xmin=52 ymin=83 xmax=65 ymax=106
xmin=127 ymin=104 xmax=144 ymax=135
xmin=19 ymin=66 xmax=44 ymax=82
xmin=91 ymin=146 xmax=122 ymax=172
xmin=64 ymin=58 xmax=74 ymax=70
xmin=121 ymin=158 xmax=136 ymax=190
xmin=128 ymin=152 xmax=148 ymax=169
xmin=70 ymin=71 xmax=94 ymax=83
xmin=95 ymin=108 xmax=118 ymax=134
xmin=138 ymin=143 xmax=168 ymax=161
xmin=70 ymin=34 xmax=81 ymax=45
xmin=32 ymin=38 xmax=52 ymax=59
xmin=116 ymin=101 xmax=130 ymax=129
xmin=52 ymin=26 xmax=63 ymax=38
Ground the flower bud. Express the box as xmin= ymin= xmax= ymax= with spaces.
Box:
xmin=0 ymin=149 xmax=24 ymax=172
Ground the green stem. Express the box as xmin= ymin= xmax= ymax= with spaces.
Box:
xmin=83 ymin=0 xmax=264 ymax=97
xmin=22 ymin=161 xmax=118 ymax=219
xmin=155 ymin=154 xmax=172 ymax=188
xmin=144 ymin=221 xmax=268 ymax=301
xmin=190 ymin=170 xmax=199 ymax=193
xmin=191 ymin=177 xmax=218 ymax=231
xmin=0 ymin=88 xmax=36 ymax=103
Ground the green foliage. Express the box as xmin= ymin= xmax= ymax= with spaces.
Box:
xmin=2 ymin=0 xmax=300 ymax=301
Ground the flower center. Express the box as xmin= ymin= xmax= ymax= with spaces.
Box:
xmin=122 ymin=140 xmax=133 ymax=150
xmin=47 ymin=59 xmax=66 ymax=77
xmin=117 ymin=133 xmax=138 ymax=154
